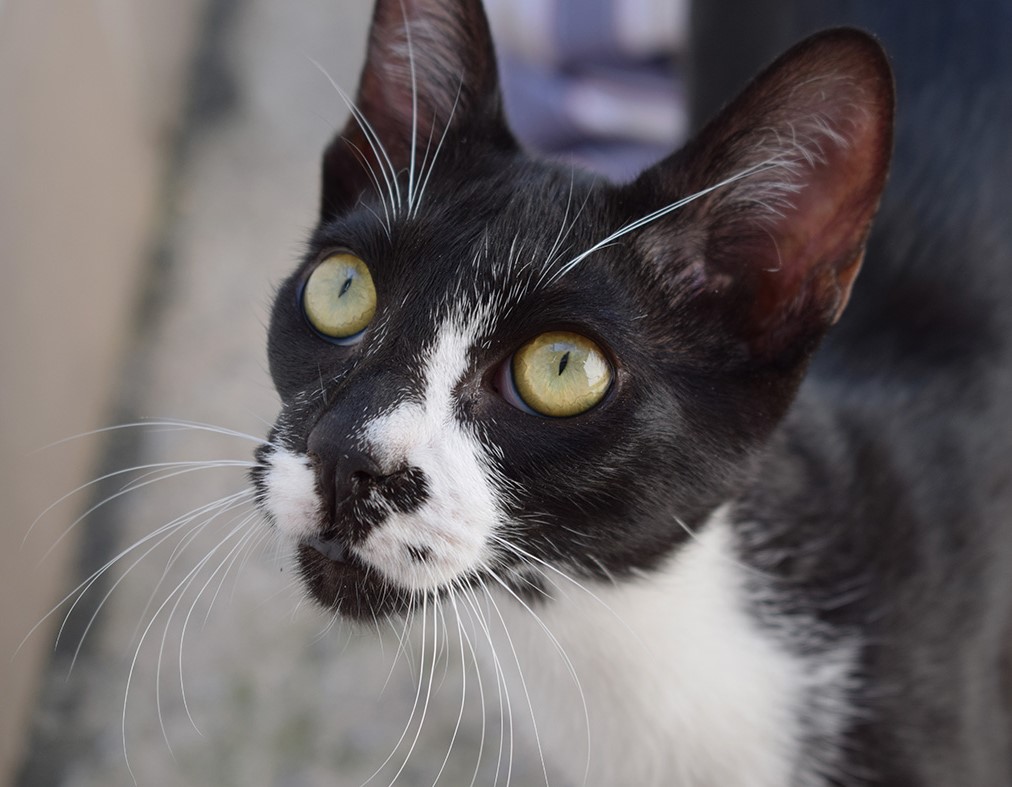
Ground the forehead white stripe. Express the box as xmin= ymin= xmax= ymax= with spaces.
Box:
xmin=357 ymin=310 xmax=503 ymax=592
xmin=362 ymin=307 xmax=488 ymax=461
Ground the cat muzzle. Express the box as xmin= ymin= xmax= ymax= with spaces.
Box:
xmin=304 ymin=533 xmax=349 ymax=563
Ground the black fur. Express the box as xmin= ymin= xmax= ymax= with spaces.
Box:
xmin=253 ymin=0 xmax=1011 ymax=782
xmin=692 ymin=1 xmax=1012 ymax=784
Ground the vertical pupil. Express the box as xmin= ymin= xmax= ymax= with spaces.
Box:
xmin=339 ymin=276 xmax=354 ymax=298
xmin=558 ymin=351 xmax=570 ymax=376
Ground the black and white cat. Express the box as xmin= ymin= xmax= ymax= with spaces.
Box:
xmin=252 ymin=0 xmax=1012 ymax=784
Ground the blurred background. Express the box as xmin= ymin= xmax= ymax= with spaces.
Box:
xmin=0 ymin=1 xmax=683 ymax=784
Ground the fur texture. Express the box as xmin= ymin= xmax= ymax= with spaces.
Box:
xmin=252 ymin=0 xmax=1012 ymax=783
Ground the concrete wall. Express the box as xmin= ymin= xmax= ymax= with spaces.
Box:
xmin=0 ymin=1 xmax=205 ymax=780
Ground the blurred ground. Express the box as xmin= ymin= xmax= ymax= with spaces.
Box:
xmin=10 ymin=1 xmax=549 ymax=785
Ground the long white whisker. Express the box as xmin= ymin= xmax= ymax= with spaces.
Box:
xmin=345 ymin=139 xmax=393 ymax=233
xmin=429 ymin=589 xmax=468 ymax=786
xmin=487 ymin=533 xmax=643 ymax=644
xmin=121 ymin=516 xmax=252 ymax=784
xmin=400 ymin=0 xmax=419 ymax=211
xmin=360 ymin=594 xmax=429 ymax=787
xmin=489 ymin=566 xmax=599 ymax=786
xmin=453 ymin=589 xmax=489 ymax=787
xmin=388 ymin=595 xmax=440 ymax=787
xmin=462 ymin=587 xmax=512 ymax=787
xmin=227 ymin=519 xmax=275 ymax=604
xmin=16 ymin=488 xmax=253 ymax=661
xmin=130 ymin=493 xmax=255 ymax=646
xmin=310 ymin=58 xmax=402 ymax=214
xmin=547 ymin=159 xmax=784 ymax=284
xmin=71 ymin=494 xmax=256 ymax=675
xmin=155 ymin=517 xmax=253 ymax=753
xmin=36 ymin=462 xmax=254 ymax=563
xmin=541 ymin=169 xmax=577 ymax=270
xmin=411 ymin=107 xmax=438 ymax=217
xmin=35 ymin=419 xmax=271 ymax=453
xmin=380 ymin=610 xmax=416 ymax=696
xmin=412 ymin=82 xmax=463 ymax=218
xmin=172 ymin=510 xmax=262 ymax=740
xmin=24 ymin=459 xmax=253 ymax=547
xmin=479 ymin=573 xmax=553 ymax=787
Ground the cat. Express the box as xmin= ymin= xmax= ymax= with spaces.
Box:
xmin=251 ymin=0 xmax=1012 ymax=784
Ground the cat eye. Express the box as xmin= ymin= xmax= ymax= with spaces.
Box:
xmin=302 ymin=253 xmax=377 ymax=341
xmin=509 ymin=331 xmax=613 ymax=417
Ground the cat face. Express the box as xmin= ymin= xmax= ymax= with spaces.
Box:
xmin=253 ymin=163 xmax=720 ymax=617
xmin=252 ymin=0 xmax=892 ymax=619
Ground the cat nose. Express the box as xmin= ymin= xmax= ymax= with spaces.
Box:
xmin=307 ymin=446 xmax=385 ymax=548
xmin=333 ymin=448 xmax=383 ymax=507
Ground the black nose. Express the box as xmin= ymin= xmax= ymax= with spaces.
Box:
xmin=333 ymin=448 xmax=384 ymax=508
xmin=306 ymin=412 xmax=431 ymax=554
xmin=309 ymin=446 xmax=385 ymax=542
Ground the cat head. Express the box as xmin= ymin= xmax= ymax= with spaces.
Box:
xmin=252 ymin=0 xmax=893 ymax=619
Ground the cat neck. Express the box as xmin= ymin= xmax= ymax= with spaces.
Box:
xmin=494 ymin=506 xmax=858 ymax=787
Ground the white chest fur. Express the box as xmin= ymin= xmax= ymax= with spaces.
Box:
xmin=493 ymin=513 xmax=844 ymax=787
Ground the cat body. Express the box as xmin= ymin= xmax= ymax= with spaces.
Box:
xmin=690 ymin=1 xmax=1012 ymax=784
xmin=253 ymin=0 xmax=1012 ymax=784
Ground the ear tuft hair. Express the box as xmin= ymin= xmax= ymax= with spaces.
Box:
xmin=321 ymin=0 xmax=510 ymax=221
xmin=634 ymin=29 xmax=894 ymax=362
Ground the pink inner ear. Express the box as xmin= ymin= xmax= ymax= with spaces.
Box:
xmin=751 ymin=90 xmax=890 ymax=331
xmin=357 ymin=0 xmax=500 ymax=166
xmin=686 ymin=29 xmax=894 ymax=358
xmin=321 ymin=0 xmax=503 ymax=219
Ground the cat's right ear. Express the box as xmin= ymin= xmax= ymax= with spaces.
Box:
xmin=630 ymin=29 xmax=894 ymax=366
xmin=320 ymin=0 xmax=513 ymax=221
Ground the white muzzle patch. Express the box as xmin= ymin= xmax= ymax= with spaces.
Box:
xmin=261 ymin=314 xmax=504 ymax=594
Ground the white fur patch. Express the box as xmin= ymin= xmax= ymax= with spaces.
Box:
xmin=493 ymin=508 xmax=855 ymax=787
xmin=261 ymin=449 xmax=320 ymax=542
xmin=356 ymin=313 xmax=503 ymax=591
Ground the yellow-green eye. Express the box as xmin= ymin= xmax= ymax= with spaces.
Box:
xmin=303 ymin=253 xmax=376 ymax=339
xmin=511 ymin=331 xmax=612 ymax=417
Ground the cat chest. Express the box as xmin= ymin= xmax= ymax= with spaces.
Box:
xmin=493 ymin=518 xmax=822 ymax=787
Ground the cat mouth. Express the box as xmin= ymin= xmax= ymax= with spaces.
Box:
xmin=304 ymin=534 xmax=348 ymax=562
xmin=295 ymin=540 xmax=411 ymax=620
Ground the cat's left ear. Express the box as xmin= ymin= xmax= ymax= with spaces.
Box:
xmin=631 ymin=29 xmax=894 ymax=363
xmin=320 ymin=0 xmax=512 ymax=220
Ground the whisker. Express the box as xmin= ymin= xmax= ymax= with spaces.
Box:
xmin=360 ymin=593 xmax=430 ymax=787
xmin=17 ymin=488 xmax=253 ymax=660
xmin=172 ymin=511 xmax=263 ymax=739
xmin=451 ymin=589 xmax=489 ymax=787
xmin=487 ymin=533 xmax=641 ymax=642
xmin=228 ymin=519 xmax=276 ymax=603
xmin=541 ymin=170 xmax=576 ymax=271
xmin=196 ymin=512 xmax=266 ymax=630
xmin=34 ymin=418 xmax=272 ymax=453
xmin=121 ymin=515 xmax=253 ymax=784
xmin=387 ymin=595 xmax=441 ymax=787
xmin=412 ymin=81 xmax=463 ymax=219
xmin=24 ymin=459 xmax=254 ymax=548
xmin=479 ymin=572 xmax=553 ymax=787
xmin=76 ymin=495 xmax=256 ymax=676
xmin=380 ymin=611 xmax=416 ymax=696
xmin=400 ymin=0 xmax=419 ymax=212
xmin=461 ymin=586 xmax=512 ymax=787
xmin=546 ymin=158 xmax=785 ymax=284
xmin=120 ymin=491 xmax=256 ymax=646
xmin=345 ymin=139 xmax=394 ymax=233
xmin=310 ymin=58 xmax=402 ymax=214
xmin=428 ymin=589 xmax=466 ymax=786
xmin=36 ymin=461 xmax=255 ymax=563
